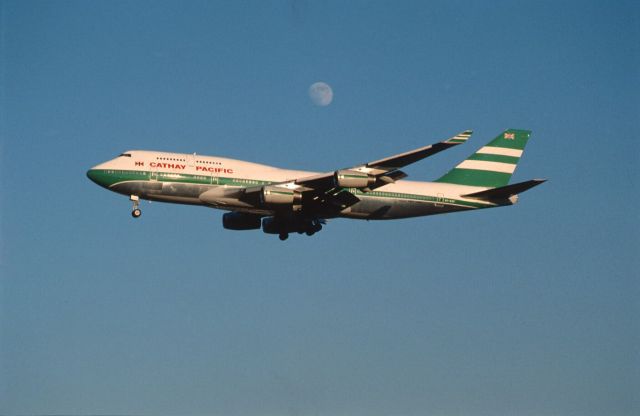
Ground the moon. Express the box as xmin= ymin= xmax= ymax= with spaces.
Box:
xmin=309 ymin=82 xmax=333 ymax=106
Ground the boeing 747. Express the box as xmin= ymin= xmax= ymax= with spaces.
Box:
xmin=87 ymin=129 xmax=545 ymax=240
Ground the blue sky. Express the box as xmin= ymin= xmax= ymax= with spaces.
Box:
xmin=1 ymin=1 xmax=638 ymax=415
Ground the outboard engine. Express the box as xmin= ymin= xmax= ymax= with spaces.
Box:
xmin=334 ymin=169 xmax=375 ymax=188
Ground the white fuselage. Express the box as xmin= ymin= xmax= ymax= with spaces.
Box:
xmin=87 ymin=150 xmax=499 ymax=220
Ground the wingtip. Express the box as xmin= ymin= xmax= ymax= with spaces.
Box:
xmin=444 ymin=130 xmax=472 ymax=144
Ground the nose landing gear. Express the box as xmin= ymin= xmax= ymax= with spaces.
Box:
xmin=130 ymin=195 xmax=142 ymax=218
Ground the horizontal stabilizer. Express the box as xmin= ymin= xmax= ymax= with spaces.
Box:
xmin=462 ymin=179 xmax=547 ymax=201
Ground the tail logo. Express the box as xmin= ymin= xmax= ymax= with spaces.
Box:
xmin=504 ymin=132 xmax=515 ymax=140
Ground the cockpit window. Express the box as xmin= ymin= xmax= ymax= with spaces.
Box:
xmin=119 ymin=153 xmax=132 ymax=157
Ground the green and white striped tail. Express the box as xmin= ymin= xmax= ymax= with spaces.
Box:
xmin=435 ymin=129 xmax=531 ymax=188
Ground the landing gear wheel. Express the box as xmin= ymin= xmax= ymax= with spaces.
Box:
xmin=130 ymin=195 xmax=141 ymax=218
xmin=278 ymin=232 xmax=289 ymax=241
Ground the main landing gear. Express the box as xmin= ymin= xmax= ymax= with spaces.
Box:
xmin=304 ymin=220 xmax=323 ymax=236
xmin=273 ymin=219 xmax=323 ymax=241
xmin=130 ymin=195 xmax=142 ymax=218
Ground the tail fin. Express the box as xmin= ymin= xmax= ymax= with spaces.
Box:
xmin=435 ymin=129 xmax=532 ymax=188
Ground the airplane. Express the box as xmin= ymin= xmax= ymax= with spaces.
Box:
xmin=87 ymin=129 xmax=545 ymax=240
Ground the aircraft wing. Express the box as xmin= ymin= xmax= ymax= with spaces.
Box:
xmin=295 ymin=130 xmax=472 ymax=192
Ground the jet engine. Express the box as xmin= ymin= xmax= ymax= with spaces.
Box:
xmin=260 ymin=185 xmax=302 ymax=206
xmin=222 ymin=212 xmax=262 ymax=230
xmin=334 ymin=169 xmax=376 ymax=188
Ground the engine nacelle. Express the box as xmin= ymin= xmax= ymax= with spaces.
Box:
xmin=222 ymin=211 xmax=262 ymax=230
xmin=334 ymin=169 xmax=376 ymax=188
xmin=260 ymin=185 xmax=302 ymax=206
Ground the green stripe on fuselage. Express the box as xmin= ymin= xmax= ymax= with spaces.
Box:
xmin=88 ymin=169 xmax=493 ymax=210
xmin=87 ymin=169 xmax=152 ymax=187
xmin=87 ymin=169 xmax=271 ymax=188
xmin=354 ymin=188 xmax=490 ymax=209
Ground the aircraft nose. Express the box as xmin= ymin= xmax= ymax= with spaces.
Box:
xmin=86 ymin=168 xmax=98 ymax=183
xmin=86 ymin=168 xmax=107 ymax=187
